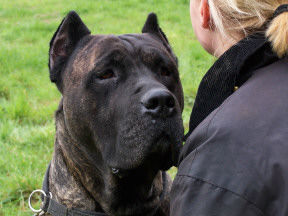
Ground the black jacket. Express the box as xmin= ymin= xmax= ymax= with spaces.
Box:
xmin=170 ymin=35 xmax=288 ymax=215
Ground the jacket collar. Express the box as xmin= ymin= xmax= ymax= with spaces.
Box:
xmin=184 ymin=33 xmax=279 ymax=142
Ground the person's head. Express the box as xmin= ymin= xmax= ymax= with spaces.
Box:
xmin=190 ymin=0 xmax=288 ymax=58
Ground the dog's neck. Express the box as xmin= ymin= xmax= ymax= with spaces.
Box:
xmin=48 ymin=100 xmax=104 ymax=212
xmin=49 ymin=144 xmax=104 ymax=211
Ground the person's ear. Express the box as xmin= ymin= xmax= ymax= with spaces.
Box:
xmin=200 ymin=0 xmax=211 ymax=29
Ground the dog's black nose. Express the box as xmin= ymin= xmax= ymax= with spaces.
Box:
xmin=141 ymin=89 xmax=176 ymax=118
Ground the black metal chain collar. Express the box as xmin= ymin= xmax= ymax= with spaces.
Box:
xmin=29 ymin=163 xmax=108 ymax=216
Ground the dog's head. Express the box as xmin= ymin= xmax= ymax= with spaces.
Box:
xmin=49 ymin=11 xmax=184 ymax=215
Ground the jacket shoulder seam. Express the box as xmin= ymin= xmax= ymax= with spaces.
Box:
xmin=177 ymin=174 xmax=266 ymax=216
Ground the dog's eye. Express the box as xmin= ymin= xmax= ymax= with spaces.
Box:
xmin=160 ymin=67 xmax=170 ymax=76
xmin=98 ymin=69 xmax=115 ymax=80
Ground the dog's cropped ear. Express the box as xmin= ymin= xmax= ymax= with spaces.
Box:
xmin=142 ymin=13 xmax=178 ymax=65
xmin=49 ymin=11 xmax=91 ymax=91
xmin=142 ymin=13 xmax=169 ymax=44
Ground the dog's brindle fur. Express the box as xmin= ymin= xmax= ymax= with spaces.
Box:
xmin=47 ymin=11 xmax=184 ymax=216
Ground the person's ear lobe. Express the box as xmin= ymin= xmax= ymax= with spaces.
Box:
xmin=200 ymin=0 xmax=211 ymax=29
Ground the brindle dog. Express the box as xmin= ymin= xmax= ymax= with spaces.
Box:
xmin=47 ymin=11 xmax=184 ymax=216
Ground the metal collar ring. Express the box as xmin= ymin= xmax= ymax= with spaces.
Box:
xmin=28 ymin=189 xmax=52 ymax=213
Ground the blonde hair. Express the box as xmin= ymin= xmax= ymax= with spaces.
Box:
xmin=208 ymin=0 xmax=288 ymax=57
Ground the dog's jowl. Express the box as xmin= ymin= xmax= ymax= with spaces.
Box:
xmin=46 ymin=11 xmax=184 ymax=216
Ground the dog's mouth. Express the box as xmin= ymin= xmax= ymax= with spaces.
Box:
xmin=152 ymin=132 xmax=180 ymax=169
xmin=110 ymin=132 xmax=178 ymax=178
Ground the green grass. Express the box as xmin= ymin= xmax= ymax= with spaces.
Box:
xmin=0 ymin=0 xmax=213 ymax=215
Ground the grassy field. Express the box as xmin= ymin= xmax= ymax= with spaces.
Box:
xmin=0 ymin=0 xmax=213 ymax=215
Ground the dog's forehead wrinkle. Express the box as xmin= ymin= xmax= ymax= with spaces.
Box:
xmin=94 ymin=49 xmax=128 ymax=67
xmin=96 ymin=35 xmax=127 ymax=51
xmin=118 ymin=35 xmax=136 ymax=51
xmin=118 ymin=34 xmax=166 ymax=56
xmin=89 ymin=36 xmax=132 ymax=68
